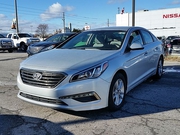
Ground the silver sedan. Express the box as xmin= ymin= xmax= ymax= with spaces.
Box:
xmin=17 ymin=26 xmax=164 ymax=111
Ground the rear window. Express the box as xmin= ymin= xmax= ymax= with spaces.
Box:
xmin=172 ymin=39 xmax=180 ymax=45
xmin=18 ymin=33 xmax=32 ymax=38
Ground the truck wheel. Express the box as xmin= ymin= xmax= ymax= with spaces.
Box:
xmin=20 ymin=43 xmax=27 ymax=52
xmin=8 ymin=49 xmax=13 ymax=53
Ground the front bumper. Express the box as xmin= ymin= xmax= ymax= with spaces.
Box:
xmin=0 ymin=46 xmax=17 ymax=50
xmin=17 ymin=73 xmax=110 ymax=111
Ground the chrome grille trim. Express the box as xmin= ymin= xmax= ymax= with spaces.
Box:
xmin=20 ymin=92 xmax=67 ymax=105
xmin=20 ymin=68 xmax=67 ymax=88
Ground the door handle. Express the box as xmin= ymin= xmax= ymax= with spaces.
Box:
xmin=144 ymin=52 xmax=148 ymax=56
xmin=154 ymin=47 xmax=159 ymax=51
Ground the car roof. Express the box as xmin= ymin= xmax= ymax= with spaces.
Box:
xmin=55 ymin=32 xmax=76 ymax=35
xmin=86 ymin=26 xmax=145 ymax=32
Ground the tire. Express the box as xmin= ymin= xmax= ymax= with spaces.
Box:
xmin=8 ymin=49 xmax=13 ymax=53
xmin=108 ymin=73 xmax=126 ymax=111
xmin=20 ymin=43 xmax=27 ymax=52
xmin=154 ymin=57 xmax=163 ymax=79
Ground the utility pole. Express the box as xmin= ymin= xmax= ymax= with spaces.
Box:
xmin=62 ymin=12 xmax=65 ymax=33
xmin=118 ymin=7 xmax=120 ymax=14
xmin=107 ymin=19 xmax=109 ymax=27
xmin=14 ymin=0 xmax=19 ymax=33
xmin=132 ymin=0 xmax=135 ymax=26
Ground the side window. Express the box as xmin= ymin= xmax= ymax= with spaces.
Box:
xmin=141 ymin=30 xmax=153 ymax=44
xmin=128 ymin=31 xmax=143 ymax=46
xmin=7 ymin=34 xmax=12 ymax=38
xmin=151 ymin=33 xmax=158 ymax=41
xmin=13 ymin=34 xmax=18 ymax=39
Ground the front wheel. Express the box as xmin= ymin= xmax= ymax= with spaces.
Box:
xmin=8 ymin=49 xmax=13 ymax=53
xmin=108 ymin=73 xmax=126 ymax=111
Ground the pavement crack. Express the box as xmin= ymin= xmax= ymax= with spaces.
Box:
xmin=0 ymin=57 xmax=26 ymax=61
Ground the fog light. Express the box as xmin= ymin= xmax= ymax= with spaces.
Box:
xmin=59 ymin=92 xmax=100 ymax=102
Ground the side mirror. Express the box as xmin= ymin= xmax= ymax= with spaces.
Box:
xmin=13 ymin=36 xmax=19 ymax=39
xmin=130 ymin=43 xmax=144 ymax=50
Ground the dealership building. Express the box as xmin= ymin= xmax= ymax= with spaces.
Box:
xmin=116 ymin=8 xmax=180 ymax=37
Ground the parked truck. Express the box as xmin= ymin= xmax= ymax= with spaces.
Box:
xmin=7 ymin=33 xmax=40 ymax=51
xmin=0 ymin=33 xmax=16 ymax=53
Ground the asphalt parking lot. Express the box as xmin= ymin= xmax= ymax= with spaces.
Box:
xmin=0 ymin=51 xmax=180 ymax=135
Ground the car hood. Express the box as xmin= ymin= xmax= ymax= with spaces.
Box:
xmin=0 ymin=38 xmax=12 ymax=41
xmin=21 ymin=49 xmax=118 ymax=71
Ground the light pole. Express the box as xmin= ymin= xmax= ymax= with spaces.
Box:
xmin=132 ymin=0 xmax=135 ymax=26
xmin=14 ymin=0 xmax=19 ymax=33
xmin=62 ymin=12 xmax=65 ymax=33
xmin=30 ymin=25 xmax=33 ymax=33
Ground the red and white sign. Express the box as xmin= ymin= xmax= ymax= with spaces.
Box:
xmin=163 ymin=13 xmax=180 ymax=19
xmin=84 ymin=25 xmax=91 ymax=30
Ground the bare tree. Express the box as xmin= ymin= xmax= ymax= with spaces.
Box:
xmin=36 ymin=24 xmax=48 ymax=40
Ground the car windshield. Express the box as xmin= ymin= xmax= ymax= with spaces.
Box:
xmin=18 ymin=33 xmax=32 ymax=38
xmin=46 ymin=34 xmax=73 ymax=42
xmin=0 ymin=34 xmax=5 ymax=38
xmin=60 ymin=31 xmax=126 ymax=50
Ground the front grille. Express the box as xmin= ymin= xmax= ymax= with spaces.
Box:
xmin=20 ymin=92 xmax=67 ymax=105
xmin=1 ymin=41 xmax=12 ymax=46
xmin=20 ymin=68 xmax=67 ymax=88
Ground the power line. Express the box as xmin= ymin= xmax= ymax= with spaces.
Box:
xmin=0 ymin=2 xmax=115 ymax=30
xmin=0 ymin=2 xmax=107 ymax=22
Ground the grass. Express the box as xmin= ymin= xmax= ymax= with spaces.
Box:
xmin=164 ymin=55 xmax=180 ymax=62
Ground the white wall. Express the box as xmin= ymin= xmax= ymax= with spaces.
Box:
xmin=116 ymin=8 xmax=180 ymax=37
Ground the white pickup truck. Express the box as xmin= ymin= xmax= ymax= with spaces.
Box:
xmin=7 ymin=33 xmax=40 ymax=51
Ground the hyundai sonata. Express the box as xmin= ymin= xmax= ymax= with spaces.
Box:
xmin=17 ymin=26 xmax=164 ymax=111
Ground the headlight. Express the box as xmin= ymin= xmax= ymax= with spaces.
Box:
xmin=40 ymin=45 xmax=55 ymax=52
xmin=11 ymin=41 xmax=15 ymax=47
xmin=70 ymin=62 xmax=108 ymax=82
xmin=27 ymin=39 xmax=32 ymax=44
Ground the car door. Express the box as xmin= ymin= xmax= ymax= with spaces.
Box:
xmin=123 ymin=30 xmax=150 ymax=90
xmin=140 ymin=29 xmax=160 ymax=75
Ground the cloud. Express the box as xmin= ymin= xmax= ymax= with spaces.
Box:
xmin=0 ymin=14 xmax=7 ymax=19
xmin=107 ymin=0 xmax=127 ymax=4
xmin=0 ymin=14 xmax=11 ymax=31
xmin=170 ymin=0 xmax=180 ymax=5
xmin=40 ymin=2 xmax=74 ymax=21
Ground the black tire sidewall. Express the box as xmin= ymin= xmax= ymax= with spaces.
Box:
xmin=8 ymin=49 xmax=13 ymax=53
xmin=21 ymin=43 xmax=27 ymax=52
xmin=155 ymin=57 xmax=163 ymax=79
xmin=108 ymin=73 xmax=126 ymax=111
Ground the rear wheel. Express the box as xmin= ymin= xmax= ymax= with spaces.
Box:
xmin=154 ymin=57 xmax=163 ymax=79
xmin=20 ymin=43 xmax=27 ymax=52
xmin=108 ymin=73 xmax=126 ymax=111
